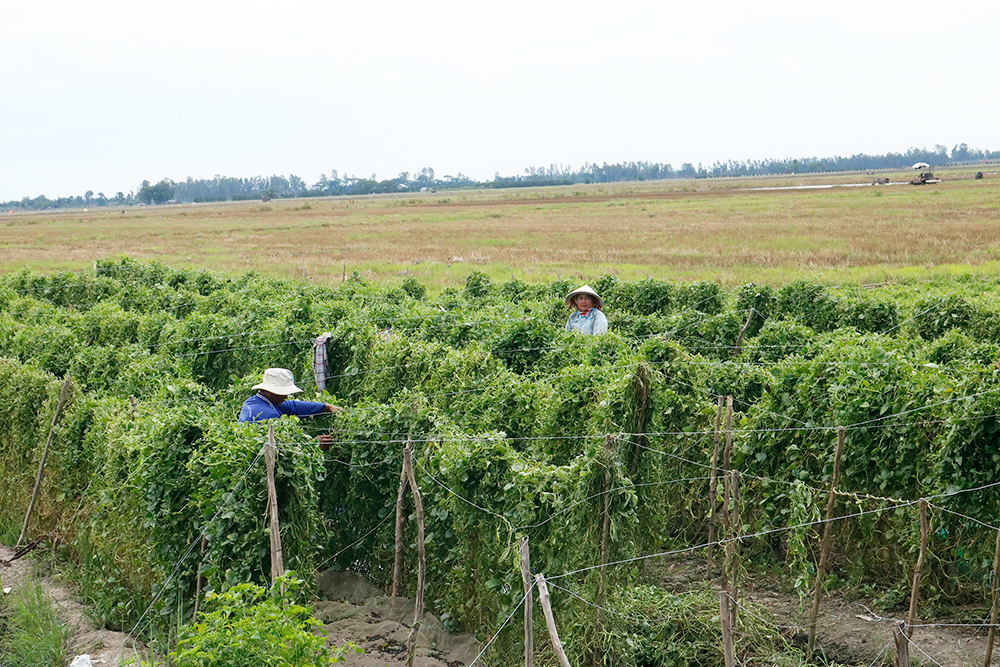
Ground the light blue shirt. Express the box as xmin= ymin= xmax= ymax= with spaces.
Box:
xmin=565 ymin=309 xmax=608 ymax=335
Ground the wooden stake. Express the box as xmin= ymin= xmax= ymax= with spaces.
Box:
xmin=707 ymin=395 xmax=723 ymax=577
xmin=404 ymin=446 xmax=427 ymax=667
xmin=392 ymin=439 xmax=411 ymax=598
xmin=193 ymin=536 xmax=207 ymax=620
xmin=984 ymin=523 xmax=1000 ymax=667
xmin=729 ymin=470 xmax=741 ymax=629
xmin=893 ymin=621 xmax=911 ymax=667
xmin=593 ymin=435 xmax=614 ymax=666
xmin=807 ymin=426 xmax=845 ymax=658
xmin=734 ymin=308 xmax=755 ymax=354
xmin=905 ymin=499 xmax=929 ymax=638
xmin=719 ymin=396 xmax=736 ymax=656
xmin=721 ymin=397 xmax=734 ymax=584
xmin=520 ymin=538 xmax=534 ymax=667
xmin=628 ymin=367 xmax=649 ymax=479
xmin=265 ymin=423 xmax=285 ymax=591
xmin=18 ymin=377 xmax=72 ymax=547
xmin=720 ymin=590 xmax=735 ymax=667
xmin=535 ymin=574 xmax=573 ymax=667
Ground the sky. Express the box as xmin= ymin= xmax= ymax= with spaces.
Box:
xmin=2 ymin=0 xmax=997 ymax=202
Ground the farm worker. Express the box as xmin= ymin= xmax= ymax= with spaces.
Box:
xmin=239 ymin=368 xmax=341 ymax=449
xmin=565 ymin=285 xmax=608 ymax=335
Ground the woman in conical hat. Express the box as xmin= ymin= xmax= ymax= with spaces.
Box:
xmin=564 ymin=284 xmax=608 ymax=335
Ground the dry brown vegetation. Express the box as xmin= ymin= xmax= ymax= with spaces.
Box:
xmin=3 ymin=169 xmax=999 ymax=288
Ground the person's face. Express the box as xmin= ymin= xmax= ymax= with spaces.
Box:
xmin=260 ymin=389 xmax=287 ymax=405
xmin=575 ymin=294 xmax=595 ymax=312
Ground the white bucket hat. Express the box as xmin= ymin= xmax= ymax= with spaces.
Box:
xmin=252 ymin=368 xmax=303 ymax=395
xmin=565 ymin=284 xmax=604 ymax=310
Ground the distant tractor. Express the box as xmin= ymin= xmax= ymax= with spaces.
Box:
xmin=909 ymin=162 xmax=940 ymax=185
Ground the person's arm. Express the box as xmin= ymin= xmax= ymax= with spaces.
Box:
xmin=280 ymin=400 xmax=330 ymax=417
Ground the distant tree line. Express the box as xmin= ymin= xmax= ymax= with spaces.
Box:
xmin=6 ymin=144 xmax=999 ymax=210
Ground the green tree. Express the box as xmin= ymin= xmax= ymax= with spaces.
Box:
xmin=137 ymin=179 xmax=176 ymax=205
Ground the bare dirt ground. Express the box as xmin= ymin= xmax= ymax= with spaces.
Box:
xmin=1 ymin=545 xmax=479 ymax=667
xmin=314 ymin=570 xmax=481 ymax=667
xmin=653 ymin=555 xmax=997 ymax=666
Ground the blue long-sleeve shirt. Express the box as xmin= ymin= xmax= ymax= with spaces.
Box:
xmin=238 ymin=393 xmax=328 ymax=424
xmin=565 ymin=309 xmax=608 ymax=335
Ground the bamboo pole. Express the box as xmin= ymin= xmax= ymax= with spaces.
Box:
xmin=392 ymin=439 xmax=411 ymax=598
xmin=905 ymin=499 xmax=929 ymax=638
xmin=404 ymin=446 xmax=427 ymax=667
xmin=707 ymin=395 xmax=723 ymax=578
xmin=265 ymin=423 xmax=285 ymax=592
xmin=520 ymin=538 xmax=534 ymax=667
xmin=807 ymin=426 xmax=845 ymax=658
xmin=984 ymin=524 xmax=1000 ymax=667
xmin=17 ymin=377 xmax=72 ymax=547
xmin=535 ymin=574 xmax=573 ymax=667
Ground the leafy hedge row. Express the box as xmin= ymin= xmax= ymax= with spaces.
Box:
xmin=5 ymin=260 xmax=1000 ymax=664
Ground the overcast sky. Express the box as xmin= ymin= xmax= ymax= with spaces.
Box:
xmin=2 ymin=0 xmax=997 ymax=202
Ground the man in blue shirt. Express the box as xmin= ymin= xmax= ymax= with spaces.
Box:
xmin=239 ymin=368 xmax=341 ymax=448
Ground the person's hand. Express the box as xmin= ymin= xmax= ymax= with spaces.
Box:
xmin=324 ymin=403 xmax=342 ymax=414
xmin=317 ymin=434 xmax=334 ymax=451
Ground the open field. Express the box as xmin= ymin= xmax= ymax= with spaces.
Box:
xmin=3 ymin=167 xmax=999 ymax=288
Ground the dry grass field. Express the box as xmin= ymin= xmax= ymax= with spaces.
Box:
xmin=3 ymin=168 xmax=998 ymax=288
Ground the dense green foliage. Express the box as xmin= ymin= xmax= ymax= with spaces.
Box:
xmin=170 ymin=575 xmax=351 ymax=667
xmin=5 ymin=259 xmax=1000 ymax=664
